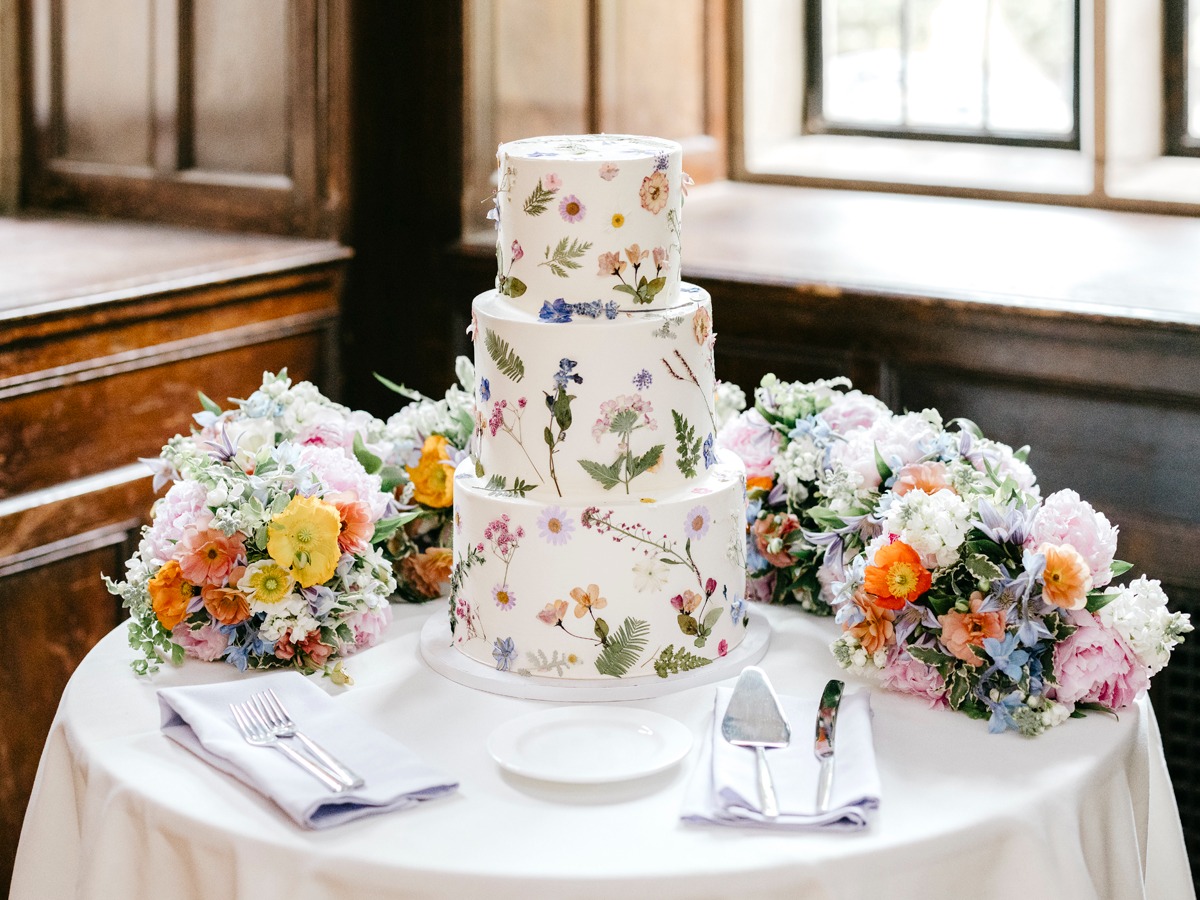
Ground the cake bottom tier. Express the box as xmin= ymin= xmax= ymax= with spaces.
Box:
xmin=449 ymin=453 xmax=748 ymax=680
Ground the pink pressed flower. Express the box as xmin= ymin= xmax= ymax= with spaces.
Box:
xmin=511 ymin=240 xmax=524 ymax=261
xmin=544 ymin=173 xmax=562 ymax=191
xmin=716 ymin=409 xmax=781 ymax=481
xmin=1028 ymin=489 xmax=1119 ymax=587
xmin=717 ymin=639 xmax=728 ymax=657
xmin=625 ymin=243 xmax=648 ymax=265
xmin=639 ymin=170 xmax=669 ymax=214
xmin=559 ymin=194 xmax=586 ymax=223
xmin=176 ymin=526 xmax=245 ymax=587
xmin=599 ymin=162 xmax=619 ymax=181
xmin=652 ymin=246 xmax=668 ymax=271
xmin=1052 ymin=610 xmax=1148 ymax=709
xmin=597 ymin=251 xmax=626 ymax=277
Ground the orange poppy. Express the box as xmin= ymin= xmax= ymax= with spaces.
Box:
xmin=863 ymin=540 xmax=932 ymax=610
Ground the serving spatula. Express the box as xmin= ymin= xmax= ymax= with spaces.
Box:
xmin=721 ymin=666 xmax=791 ymax=817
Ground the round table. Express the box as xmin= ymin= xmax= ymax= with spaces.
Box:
xmin=12 ymin=603 xmax=1194 ymax=900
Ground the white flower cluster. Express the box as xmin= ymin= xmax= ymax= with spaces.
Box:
xmin=830 ymin=634 xmax=887 ymax=673
xmin=381 ymin=357 xmax=476 ymax=468
xmin=775 ymin=435 xmax=822 ymax=504
xmin=755 ymin=373 xmax=851 ymax=422
xmin=1099 ymin=576 xmax=1194 ymax=675
xmin=714 ymin=380 xmax=747 ymax=431
xmin=881 ymin=488 xmax=972 ymax=569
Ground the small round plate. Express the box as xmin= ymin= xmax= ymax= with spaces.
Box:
xmin=486 ymin=706 xmax=694 ymax=784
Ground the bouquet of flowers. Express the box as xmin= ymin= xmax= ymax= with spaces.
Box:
xmin=717 ymin=373 xmax=1192 ymax=735
xmin=375 ymin=356 xmax=477 ymax=601
xmin=105 ymin=371 xmax=404 ymax=682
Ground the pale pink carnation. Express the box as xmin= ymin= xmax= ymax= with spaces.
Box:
xmin=880 ymin=647 xmax=949 ymax=709
xmin=1051 ymin=611 xmax=1148 ymax=709
xmin=716 ymin=409 xmax=781 ymax=481
xmin=300 ymin=444 xmax=389 ymax=520
xmin=173 ymin=621 xmax=229 ymax=662
xmin=1028 ymin=489 xmax=1118 ymax=587
xmin=818 ymin=390 xmax=891 ymax=436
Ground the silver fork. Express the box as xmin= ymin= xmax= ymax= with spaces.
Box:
xmin=230 ymin=701 xmax=347 ymax=793
xmin=251 ymin=689 xmax=365 ymax=789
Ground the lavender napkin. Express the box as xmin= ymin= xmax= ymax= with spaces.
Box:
xmin=681 ymin=685 xmax=880 ymax=830
xmin=158 ymin=671 xmax=457 ymax=829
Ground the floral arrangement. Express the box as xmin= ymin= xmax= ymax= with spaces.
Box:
xmin=106 ymin=372 xmax=405 ymax=682
xmin=376 ymin=357 xmax=476 ymax=600
xmin=716 ymin=374 xmax=1192 ymax=735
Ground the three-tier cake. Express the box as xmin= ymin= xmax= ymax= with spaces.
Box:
xmin=449 ymin=134 xmax=748 ymax=680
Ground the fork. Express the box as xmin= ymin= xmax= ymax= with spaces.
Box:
xmin=230 ymin=701 xmax=347 ymax=793
xmin=251 ymin=689 xmax=365 ymax=789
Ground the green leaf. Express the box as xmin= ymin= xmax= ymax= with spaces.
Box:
xmin=483 ymin=329 xmax=526 ymax=382
xmin=964 ymin=554 xmax=1003 ymax=583
xmin=502 ymin=276 xmax=527 ymax=298
xmin=1086 ymin=589 xmax=1121 ymax=613
xmin=677 ymin=614 xmax=699 ymax=635
xmin=947 ymin=670 xmax=973 ymax=710
xmin=353 ymin=432 xmax=383 ymax=475
xmin=925 ymin=590 xmax=957 ymax=617
xmin=630 ymin=444 xmax=665 ymax=479
xmin=907 ymin=645 xmax=953 ymax=669
xmin=613 ymin=284 xmax=640 ymax=297
xmin=484 ymin=474 xmax=537 ymax=497
xmin=197 ymin=391 xmax=223 ymax=416
xmin=378 ymin=464 xmax=407 ymax=494
xmin=539 ymin=237 xmax=593 ymax=277
xmin=544 ymin=426 xmax=555 ymax=447
xmin=579 ymin=458 xmax=622 ymax=490
xmin=672 ymin=410 xmax=700 ymax=478
xmin=644 ymin=276 xmax=666 ymax=298
xmin=874 ymin=443 xmax=892 ymax=483
xmin=653 ymin=644 xmax=713 ymax=678
xmin=702 ymin=606 xmax=724 ymax=630
xmin=609 ymin=408 xmax=640 ymax=434
xmin=522 ymin=179 xmax=555 ymax=216
xmin=372 ymin=510 xmax=420 ymax=543
xmin=1110 ymin=560 xmax=1134 ymax=578
xmin=807 ymin=506 xmax=848 ymax=530
xmin=373 ymin=372 xmax=426 ymax=403
xmin=594 ymin=617 xmax=650 ymax=677
xmin=552 ymin=390 xmax=575 ymax=431
xmin=594 ymin=617 xmax=610 ymax=642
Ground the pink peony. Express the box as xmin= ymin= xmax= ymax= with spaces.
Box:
xmin=300 ymin=444 xmax=389 ymax=520
xmin=716 ymin=409 xmax=781 ymax=481
xmin=818 ymin=390 xmax=890 ymax=436
xmin=343 ymin=605 xmax=392 ymax=650
xmin=880 ymin=647 xmax=949 ymax=709
xmin=1051 ymin=611 xmax=1148 ymax=709
xmin=173 ymin=621 xmax=229 ymax=662
xmin=140 ymin=480 xmax=210 ymax=564
xmin=1028 ymin=489 xmax=1118 ymax=587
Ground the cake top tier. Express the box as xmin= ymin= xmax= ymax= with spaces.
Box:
xmin=494 ymin=134 xmax=686 ymax=312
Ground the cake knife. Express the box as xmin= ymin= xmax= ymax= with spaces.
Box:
xmin=721 ymin=666 xmax=791 ymax=818
xmin=813 ymin=679 xmax=844 ymax=814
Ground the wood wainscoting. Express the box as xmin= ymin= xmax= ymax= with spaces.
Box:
xmin=0 ymin=214 xmax=350 ymax=891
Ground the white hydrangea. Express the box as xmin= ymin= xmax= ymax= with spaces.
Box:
xmin=816 ymin=464 xmax=872 ymax=516
xmin=381 ymin=357 xmax=476 ymax=468
xmin=714 ymin=380 xmax=747 ymax=431
xmin=776 ymin=434 xmax=822 ymax=501
xmin=1099 ymin=576 xmax=1193 ymax=675
xmin=755 ymin=373 xmax=851 ymax=422
xmin=881 ymin=487 xmax=971 ymax=568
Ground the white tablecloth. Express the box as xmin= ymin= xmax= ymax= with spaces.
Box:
xmin=12 ymin=603 xmax=1195 ymax=900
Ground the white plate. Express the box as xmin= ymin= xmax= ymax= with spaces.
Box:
xmin=487 ymin=707 xmax=694 ymax=784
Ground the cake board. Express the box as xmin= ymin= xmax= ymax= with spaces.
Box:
xmin=419 ymin=607 xmax=770 ymax=702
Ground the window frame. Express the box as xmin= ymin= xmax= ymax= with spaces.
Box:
xmin=801 ymin=0 xmax=1083 ymax=151
xmin=1164 ymin=0 xmax=1200 ymax=157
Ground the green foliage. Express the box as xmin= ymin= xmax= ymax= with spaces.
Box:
xmin=653 ymin=644 xmax=713 ymax=678
xmin=613 ymin=275 xmax=667 ymax=305
xmin=373 ymin=371 xmax=425 ymax=403
xmin=1086 ymin=588 xmax=1121 ymax=613
xmin=594 ymin=617 xmax=650 ymax=677
xmin=873 ymin=442 xmax=892 ymax=482
xmin=579 ymin=458 xmax=622 ymax=490
xmin=483 ymin=474 xmax=537 ymax=497
xmin=630 ymin=444 xmax=664 ymax=479
xmin=484 ymin=329 xmax=526 ymax=382
xmin=371 ymin=509 xmax=420 ymax=544
xmin=522 ymin=179 xmax=556 ymax=216
xmin=672 ymin=410 xmax=700 ymax=477
xmin=353 ymin=432 xmax=383 ymax=475
xmin=197 ymin=391 xmax=223 ymax=416
xmin=540 ymin=237 xmax=593 ymax=278
xmin=498 ymin=275 xmax=527 ymax=298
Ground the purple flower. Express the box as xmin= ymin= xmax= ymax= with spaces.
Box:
xmin=632 ymin=369 xmax=653 ymax=390
xmin=492 ymin=584 xmax=517 ymax=611
xmin=539 ymin=299 xmax=573 ymax=323
xmin=702 ymin=432 xmax=716 ymax=468
xmin=684 ymin=505 xmax=711 ymax=540
xmin=537 ymin=506 xmax=575 ymax=545
xmin=559 ymin=194 xmax=586 ymax=223
xmin=480 ymin=378 xmax=491 ymax=402
xmin=492 ymin=637 xmax=517 ymax=671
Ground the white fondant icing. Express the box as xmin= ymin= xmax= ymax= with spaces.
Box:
xmin=450 ymin=452 xmax=748 ymax=680
xmin=494 ymin=135 xmax=685 ymax=311
xmin=471 ymin=284 xmax=718 ymax=499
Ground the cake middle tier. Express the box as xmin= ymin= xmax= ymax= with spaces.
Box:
xmin=471 ymin=283 xmax=718 ymax=499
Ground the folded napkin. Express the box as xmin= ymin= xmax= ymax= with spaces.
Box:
xmin=159 ymin=672 xmax=458 ymax=829
xmin=681 ymin=685 xmax=880 ymax=830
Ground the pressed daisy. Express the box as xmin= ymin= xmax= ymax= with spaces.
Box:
xmin=266 ymin=494 xmax=342 ymax=588
xmin=1039 ymin=542 xmax=1093 ymax=610
xmin=147 ymin=560 xmax=196 ymax=630
xmin=538 ymin=506 xmax=575 ymax=546
xmin=863 ymin=539 xmax=931 ymax=610
xmin=611 ymin=212 xmax=625 ymax=229
xmin=492 ymin=583 xmax=517 ymax=611
xmin=684 ymin=505 xmax=711 ymax=541
xmin=239 ymin=559 xmax=295 ymax=605
xmin=559 ymin=194 xmax=586 ymax=223
xmin=632 ymin=556 xmax=669 ymax=592
xmin=570 ymin=583 xmax=607 ymax=618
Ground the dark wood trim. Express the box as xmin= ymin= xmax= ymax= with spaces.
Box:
xmin=1164 ymin=0 xmax=1200 ymax=157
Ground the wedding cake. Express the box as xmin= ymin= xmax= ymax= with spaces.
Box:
xmin=450 ymin=135 xmax=748 ymax=680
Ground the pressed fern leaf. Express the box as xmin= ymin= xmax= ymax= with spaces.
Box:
xmin=523 ymin=179 xmax=556 ymax=216
xmin=672 ymin=410 xmax=700 ymax=478
xmin=539 ymin=237 xmax=593 ymax=278
xmin=653 ymin=644 xmax=713 ymax=678
xmin=484 ymin=329 xmax=526 ymax=382
xmin=594 ymin=617 xmax=650 ymax=677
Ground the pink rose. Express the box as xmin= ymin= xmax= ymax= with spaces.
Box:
xmin=880 ymin=647 xmax=948 ymax=709
xmin=1051 ymin=611 xmax=1148 ymax=710
xmin=818 ymin=390 xmax=890 ymax=436
xmin=716 ymin=409 xmax=781 ymax=481
xmin=173 ymin=622 xmax=229 ymax=662
xmin=1028 ymin=490 xmax=1118 ymax=587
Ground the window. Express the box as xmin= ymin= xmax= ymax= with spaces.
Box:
xmin=1165 ymin=0 xmax=1200 ymax=156
xmin=804 ymin=0 xmax=1079 ymax=149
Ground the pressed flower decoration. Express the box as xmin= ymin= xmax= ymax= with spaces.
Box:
xmin=716 ymin=372 xmax=1192 ymax=735
xmin=106 ymin=371 xmax=405 ymax=682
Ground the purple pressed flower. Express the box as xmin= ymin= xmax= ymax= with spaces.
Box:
xmin=559 ymin=194 xmax=586 ymax=223
xmin=539 ymin=299 xmax=573 ymax=323
xmin=684 ymin=505 xmax=711 ymax=540
xmin=492 ymin=636 xmax=517 ymax=671
xmin=538 ymin=506 xmax=575 ymax=546
xmin=632 ymin=369 xmax=653 ymax=390
xmin=492 ymin=583 xmax=517 ymax=611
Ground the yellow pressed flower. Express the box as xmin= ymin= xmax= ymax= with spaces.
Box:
xmin=238 ymin=560 xmax=295 ymax=604
xmin=267 ymin=494 xmax=342 ymax=588
xmin=611 ymin=213 xmax=625 ymax=228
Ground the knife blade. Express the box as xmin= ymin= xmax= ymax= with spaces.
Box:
xmin=721 ymin=666 xmax=791 ymax=818
xmin=813 ymin=679 xmax=844 ymax=813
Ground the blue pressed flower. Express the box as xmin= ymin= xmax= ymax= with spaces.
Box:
xmin=632 ymin=369 xmax=653 ymax=390
xmin=575 ymin=300 xmax=602 ymax=319
xmin=702 ymin=432 xmax=717 ymax=468
xmin=727 ymin=587 xmax=746 ymax=624
xmin=539 ymin=299 xmax=573 ymax=323
xmin=654 ymin=151 xmax=669 ymax=171
xmin=604 ymin=300 xmax=619 ymax=319
xmin=493 ymin=636 xmax=517 ymax=671
xmin=480 ymin=378 xmax=491 ymax=402
xmin=554 ymin=358 xmax=583 ymax=389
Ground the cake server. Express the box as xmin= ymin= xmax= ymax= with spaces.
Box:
xmin=721 ymin=666 xmax=791 ymax=817
xmin=813 ymin=678 xmax=845 ymax=813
